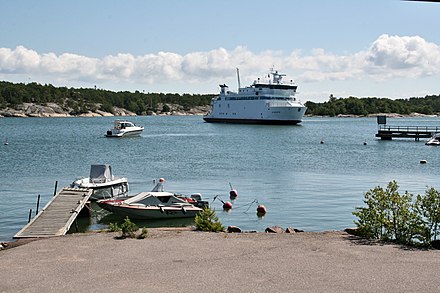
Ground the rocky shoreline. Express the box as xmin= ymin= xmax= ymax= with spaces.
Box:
xmin=1 ymin=103 xmax=437 ymax=119
xmin=0 ymin=103 xmax=209 ymax=118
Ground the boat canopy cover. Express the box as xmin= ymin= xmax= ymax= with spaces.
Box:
xmin=89 ymin=164 xmax=114 ymax=183
xmin=124 ymin=192 xmax=186 ymax=206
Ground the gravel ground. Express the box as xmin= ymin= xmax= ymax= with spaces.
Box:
xmin=1 ymin=229 xmax=439 ymax=292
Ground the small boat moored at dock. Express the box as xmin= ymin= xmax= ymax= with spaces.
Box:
xmin=426 ymin=133 xmax=440 ymax=146
xmin=105 ymin=120 xmax=144 ymax=137
xmin=71 ymin=164 xmax=129 ymax=200
xmin=97 ymin=179 xmax=207 ymax=219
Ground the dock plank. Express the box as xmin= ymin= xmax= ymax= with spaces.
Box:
xmin=14 ymin=187 xmax=93 ymax=239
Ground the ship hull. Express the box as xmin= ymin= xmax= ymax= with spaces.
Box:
xmin=203 ymin=117 xmax=302 ymax=125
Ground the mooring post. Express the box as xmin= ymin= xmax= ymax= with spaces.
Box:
xmin=36 ymin=194 xmax=41 ymax=215
xmin=53 ymin=181 xmax=58 ymax=197
xmin=28 ymin=208 xmax=32 ymax=223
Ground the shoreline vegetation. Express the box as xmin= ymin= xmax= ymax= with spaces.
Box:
xmin=1 ymin=80 xmax=440 ymax=118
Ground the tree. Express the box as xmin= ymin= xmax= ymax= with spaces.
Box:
xmin=195 ymin=207 xmax=224 ymax=232
xmin=416 ymin=187 xmax=440 ymax=244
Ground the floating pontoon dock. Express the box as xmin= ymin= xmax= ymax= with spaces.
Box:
xmin=14 ymin=187 xmax=93 ymax=239
xmin=376 ymin=125 xmax=440 ymax=141
xmin=374 ymin=115 xmax=440 ymax=141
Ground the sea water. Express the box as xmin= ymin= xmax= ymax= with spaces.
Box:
xmin=1 ymin=115 xmax=440 ymax=241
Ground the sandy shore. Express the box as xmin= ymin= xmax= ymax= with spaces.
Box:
xmin=1 ymin=229 xmax=439 ymax=292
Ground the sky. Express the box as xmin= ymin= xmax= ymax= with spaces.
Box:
xmin=1 ymin=0 xmax=440 ymax=103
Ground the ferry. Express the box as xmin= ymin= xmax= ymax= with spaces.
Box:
xmin=203 ymin=69 xmax=307 ymax=125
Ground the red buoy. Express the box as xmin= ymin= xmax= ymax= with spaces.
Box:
xmin=256 ymin=204 xmax=267 ymax=215
xmin=229 ymin=189 xmax=238 ymax=199
xmin=223 ymin=201 xmax=233 ymax=210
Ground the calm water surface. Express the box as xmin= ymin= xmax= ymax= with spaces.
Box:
xmin=1 ymin=116 xmax=440 ymax=241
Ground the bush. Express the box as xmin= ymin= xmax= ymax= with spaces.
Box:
xmin=415 ymin=187 xmax=440 ymax=245
xmin=120 ymin=217 xmax=138 ymax=238
xmin=353 ymin=181 xmax=440 ymax=247
xmin=108 ymin=222 xmax=121 ymax=232
xmin=137 ymin=227 xmax=149 ymax=239
xmin=195 ymin=207 xmax=224 ymax=232
xmin=353 ymin=181 xmax=422 ymax=245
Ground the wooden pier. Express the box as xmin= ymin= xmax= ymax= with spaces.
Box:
xmin=14 ymin=187 xmax=93 ymax=239
xmin=375 ymin=125 xmax=440 ymax=141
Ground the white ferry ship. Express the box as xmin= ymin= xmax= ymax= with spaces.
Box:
xmin=203 ymin=69 xmax=307 ymax=125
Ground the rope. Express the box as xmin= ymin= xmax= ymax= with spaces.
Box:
xmin=211 ymin=196 xmax=260 ymax=213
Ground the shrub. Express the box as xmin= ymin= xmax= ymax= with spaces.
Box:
xmin=108 ymin=222 xmax=121 ymax=232
xmin=120 ymin=217 xmax=138 ymax=238
xmin=137 ymin=227 xmax=149 ymax=239
xmin=353 ymin=181 xmax=422 ymax=245
xmin=195 ymin=207 xmax=224 ymax=232
xmin=415 ymin=187 xmax=440 ymax=245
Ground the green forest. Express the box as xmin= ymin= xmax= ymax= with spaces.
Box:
xmin=305 ymin=94 xmax=440 ymax=116
xmin=0 ymin=81 xmax=214 ymax=115
xmin=1 ymin=80 xmax=440 ymax=116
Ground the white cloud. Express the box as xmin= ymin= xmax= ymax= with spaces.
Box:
xmin=0 ymin=34 xmax=439 ymax=91
xmin=365 ymin=34 xmax=440 ymax=78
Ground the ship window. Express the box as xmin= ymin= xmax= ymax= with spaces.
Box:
xmin=228 ymin=104 xmax=230 ymax=108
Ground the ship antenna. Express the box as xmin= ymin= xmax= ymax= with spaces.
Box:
xmin=236 ymin=68 xmax=241 ymax=91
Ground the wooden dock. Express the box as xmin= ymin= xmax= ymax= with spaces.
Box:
xmin=14 ymin=187 xmax=93 ymax=239
xmin=376 ymin=125 xmax=440 ymax=141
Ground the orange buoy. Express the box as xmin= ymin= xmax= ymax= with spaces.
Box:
xmin=229 ymin=189 xmax=238 ymax=199
xmin=256 ymin=204 xmax=267 ymax=215
xmin=223 ymin=201 xmax=233 ymax=210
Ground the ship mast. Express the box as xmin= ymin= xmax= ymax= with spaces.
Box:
xmin=236 ymin=68 xmax=241 ymax=91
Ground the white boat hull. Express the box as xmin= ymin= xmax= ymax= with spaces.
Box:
xmin=71 ymin=178 xmax=129 ymax=200
xmin=204 ymin=101 xmax=306 ymax=124
xmin=105 ymin=128 xmax=144 ymax=137
xmin=204 ymin=70 xmax=307 ymax=125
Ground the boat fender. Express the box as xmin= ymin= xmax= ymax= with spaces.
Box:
xmin=223 ymin=201 xmax=233 ymax=210
xmin=420 ymin=160 xmax=428 ymax=164
xmin=160 ymin=206 xmax=165 ymax=213
xmin=256 ymin=204 xmax=267 ymax=216
xmin=181 ymin=206 xmax=187 ymax=214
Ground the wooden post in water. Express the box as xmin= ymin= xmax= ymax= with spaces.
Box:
xmin=53 ymin=181 xmax=58 ymax=197
xmin=35 ymin=194 xmax=40 ymax=215
xmin=28 ymin=209 xmax=32 ymax=223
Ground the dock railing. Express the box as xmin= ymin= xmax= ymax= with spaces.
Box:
xmin=378 ymin=125 xmax=440 ymax=133
xmin=376 ymin=125 xmax=440 ymax=141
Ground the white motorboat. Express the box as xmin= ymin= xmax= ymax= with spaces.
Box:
xmin=426 ymin=133 xmax=440 ymax=146
xmin=203 ymin=68 xmax=307 ymax=125
xmin=71 ymin=164 xmax=129 ymax=200
xmin=97 ymin=179 xmax=207 ymax=219
xmin=105 ymin=120 xmax=144 ymax=137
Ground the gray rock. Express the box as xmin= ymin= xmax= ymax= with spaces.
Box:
xmin=344 ymin=227 xmax=361 ymax=236
xmin=227 ymin=226 xmax=242 ymax=233
xmin=265 ymin=226 xmax=284 ymax=233
xmin=285 ymin=227 xmax=296 ymax=233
